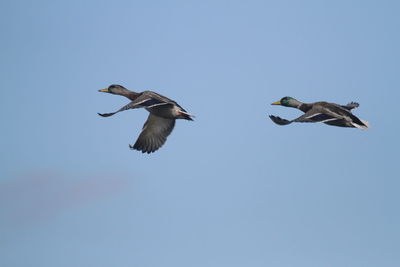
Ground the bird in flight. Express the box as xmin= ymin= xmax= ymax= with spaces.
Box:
xmin=269 ymin=96 xmax=369 ymax=129
xmin=98 ymin=84 xmax=194 ymax=153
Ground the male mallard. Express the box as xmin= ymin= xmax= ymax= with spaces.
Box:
xmin=98 ymin=84 xmax=194 ymax=153
xmin=269 ymin=96 xmax=369 ymax=129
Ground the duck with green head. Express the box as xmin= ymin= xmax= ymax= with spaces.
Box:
xmin=270 ymin=96 xmax=369 ymax=129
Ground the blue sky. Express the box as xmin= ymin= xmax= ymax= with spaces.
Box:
xmin=1 ymin=0 xmax=399 ymax=266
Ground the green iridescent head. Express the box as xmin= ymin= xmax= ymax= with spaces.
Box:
xmin=271 ymin=96 xmax=300 ymax=108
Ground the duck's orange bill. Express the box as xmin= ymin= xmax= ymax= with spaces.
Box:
xmin=98 ymin=89 xmax=109 ymax=92
xmin=271 ymin=101 xmax=281 ymax=105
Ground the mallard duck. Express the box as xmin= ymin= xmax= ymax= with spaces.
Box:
xmin=269 ymin=96 xmax=369 ymax=129
xmin=98 ymin=84 xmax=194 ymax=153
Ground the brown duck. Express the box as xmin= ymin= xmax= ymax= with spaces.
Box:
xmin=98 ymin=84 xmax=194 ymax=153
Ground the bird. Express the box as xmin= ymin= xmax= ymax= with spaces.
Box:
xmin=269 ymin=96 xmax=369 ymax=129
xmin=98 ymin=84 xmax=194 ymax=153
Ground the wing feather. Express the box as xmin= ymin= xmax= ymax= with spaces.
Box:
xmin=130 ymin=114 xmax=176 ymax=153
xmin=98 ymin=93 xmax=172 ymax=117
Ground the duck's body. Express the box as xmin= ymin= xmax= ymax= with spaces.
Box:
xmin=98 ymin=84 xmax=194 ymax=153
xmin=269 ymin=97 xmax=369 ymax=129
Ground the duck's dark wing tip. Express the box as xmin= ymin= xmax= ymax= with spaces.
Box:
xmin=269 ymin=115 xmax=292 ymax=125
xmin=98 ymin=112 xmax=115 ymax=117
xmin=129 ymin=143 xmax=159 ymax=154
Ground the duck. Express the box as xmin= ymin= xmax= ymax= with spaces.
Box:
xmin=98 ymin=84 xmax=194 ymax=153
xmin=269 ymin=96 xmax=369 ymax=129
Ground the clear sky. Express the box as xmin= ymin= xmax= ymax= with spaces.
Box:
xmin=1 ymin=0 xmax=399 ymax=266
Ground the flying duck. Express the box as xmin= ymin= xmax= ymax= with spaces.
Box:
xmin=98 ymin=84 xmax=194 ymax=153
xmin=269 ymin=96 xmax=369 ymax=129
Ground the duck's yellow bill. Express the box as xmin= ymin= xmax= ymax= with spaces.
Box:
xmin=271 ymin=101 xmax=281 ymax=105
xmin=98 ymin=89 xmax=109 ymax=92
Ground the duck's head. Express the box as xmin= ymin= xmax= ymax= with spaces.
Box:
xmin=98 ymin=84 xmax=130 ymax=95
xmin=271 ymin=96 xmax=301 ymax=108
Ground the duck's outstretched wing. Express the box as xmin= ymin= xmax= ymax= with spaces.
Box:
xmin=269 ymin=115 xmax=293 ymax=125
xmin=98 ymin=93 xmax=172 ymax=117
xmin=294 ymin=111 xmax=338 ymax=123
xmin=269 ymin=109 xmax=338 ymax=126
xmin=130 ymin=114 xmax=176 ymax=153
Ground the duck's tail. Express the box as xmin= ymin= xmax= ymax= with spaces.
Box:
xmin=352 ymin=119 xmax=370 ymax=130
